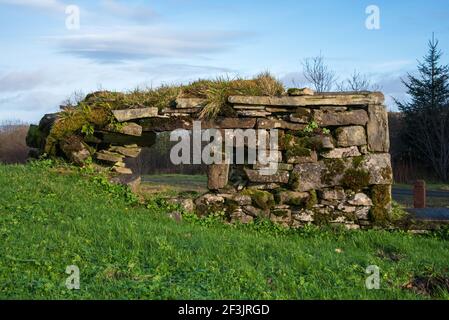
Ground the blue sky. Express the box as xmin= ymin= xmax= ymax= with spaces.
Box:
xmin=1 ymin=0 xmax=449 ymax=123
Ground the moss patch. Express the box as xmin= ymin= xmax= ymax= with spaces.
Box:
xmin=306 ymin=190 xmax=318 ymax=209
xmin=242 ymin=189 xmax=275 ymax=210
xmin=341 ymin=168 xmax=370 ymax=192
xmin=369 ymin=185 xmax=392 ymax=225
xmin=289 ymin=171 xmax=300 ymax=190
xmin=321 ymin=159 xmax=345 ymax=185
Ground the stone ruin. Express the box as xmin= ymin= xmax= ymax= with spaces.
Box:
xmin=28 ymin=89 xmax=392 ymax=229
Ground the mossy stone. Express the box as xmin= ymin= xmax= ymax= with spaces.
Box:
xmin=321 ymin=158 xmax=345 ymax=185
xmin=369 ymin=185 xmax=392 ymax=226
xmin=242 ymin=189 xmax=275 ymax=210
xmin=306 ymin=190 xmax=318 ymax=209
xmin=341 ymin=168 xmax=370 ymax=192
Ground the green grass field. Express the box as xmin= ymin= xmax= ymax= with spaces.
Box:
xmin=1 ymin=164 xmax=449 ymax=299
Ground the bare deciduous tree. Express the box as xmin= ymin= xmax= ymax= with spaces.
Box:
xmin=61 ymin=90 xmax=85 ymax=108
xmin=302 ymin=54 xmax=337 ymax=92
xmin=336 ymin=70 xmax=382 ymax=92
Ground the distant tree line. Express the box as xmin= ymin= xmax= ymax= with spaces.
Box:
xmin=0 ymin=121 xmax=30 ymax=164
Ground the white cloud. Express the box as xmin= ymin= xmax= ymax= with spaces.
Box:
xmin=45 ymin=26 xmax=248 ymax=63
xmin=0 ymin=0 xmax=66 ymax=12
xmin=101 ymin=0 xmax=158 ymax=22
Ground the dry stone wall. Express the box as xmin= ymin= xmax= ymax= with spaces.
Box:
xmin=28 ymin=89 xmax=392 ymax=229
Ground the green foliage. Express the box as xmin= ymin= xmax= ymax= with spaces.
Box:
xmin=81 ymin=123 xmax=94 ymax=137
xmin=303 ymin=121 xmax=319 ymax=134
xmin=91 ymin=175 xmax=139 ymax=206
xmin=303 ymin=121 xmax=331 ymax=136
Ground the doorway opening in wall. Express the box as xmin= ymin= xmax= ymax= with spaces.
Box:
xmin=126 ymin=132 xmax=208 ymax=195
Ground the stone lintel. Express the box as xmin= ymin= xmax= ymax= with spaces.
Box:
xmin=228 ymin=92 xmax=384 ymax=107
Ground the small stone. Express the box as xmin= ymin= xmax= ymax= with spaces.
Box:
xmin=60 ymin=135 xmax=92 ymax=166
xmin=291 ymin=162 xmax=325 ymax=192
xmin=112 ymin=167 xmax=133 ymax=175
xmin=314 ymin=109 xmax=369 ymax=126
xmin=207 ymin=164 xmax=230 ymax=190
xmin=253 ymin=162 xmax=293 ymax=171
xmin=355 ymin=206 xmax=370 ymax=220
xmin=359 ymin=145 xmax=369 ymax=154
xmin=242 ymin=205 xmax=262 ymax=217
xmin=289 ymin=113 xmax=310 ymax=123
xmin=114 ymin=161 xmax=126 ymax=168
xmin=337 ymin=204 xmax=356 ymax=213
xmin=320 ymin=106 xmax=347 ymax=112
xmin=319 ymin=188 xmax=346 ymax=200
xmin=287 ymin=88 xmax=315 ymax=96
xmin=244 ymin=168 xmax=290 ymax=184
xmin=233 ymin=105 xmax=266 ymax=110
xmin=345 ymin=224 xmax=360 ymax=230
xmin=167 ymin=211 xmax=183 ymax=223
xmin=277 ymin=191 xmax=309 ymax=206
xmin=320 ymin=135 xmax=335 ymax=149
xmin=348 ymin=193 xmax=373 ymax=206
xmin=292 ymin=210 xmax=314 ymax=222
xmin=257 ymin=119 xmax=306 ymax=130
xmin=162 ymin=108 xmax=200 ymax=114
xmin=109 ymin=146 xmax=141 ymax=158
xmin=247 ymin=183 xmax=281 ymax=190
xmin=201 ymin=118 xmax=257 ymax=129
xmin=240 ymin=214 xmax=254 ymax=224
xmin=321 ymin=147 xmax=361 ymax=159
xmin=112 ymin=107 xmax=159 ymax=122
xmin=231 ymin=194 xmax=252 ymax=206
xmin=175 ymin=98 xmax=207 ymax=109
xmin=367 ymin=104 xmax=389 ymax=152
xmin=360 ymin=153 xmax=393 ymax=185
xmin=105 ymin=122 xmax=142 ymax=136
xmin=237 ymin=110 xmax=271 ymax=117
xmin=287 ymin=151 xmax=318 ymax=164
xmin=195 ymin=194 xmax=225 ymax=209
xmin=167 ymin=198 xmax=195 ymax=212
xmin=109 ymin=175 xmax=141 ymax=192
xmin=335 ymin=126 xmax=367 ymax=147
xmin=96 ymin=150 xmax=124 ymax=163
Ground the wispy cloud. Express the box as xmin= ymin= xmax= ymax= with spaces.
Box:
xmin=100 ymin=0 xmax=159 ymax=22
xmin=45 ymin=26 xmax=250 ymax=63
xmin=0 ymin=70 xmax=56 ymax=93
xmin=0 ymin=0 xmax=66 ymax=12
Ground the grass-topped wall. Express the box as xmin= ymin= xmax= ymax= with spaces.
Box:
xmin=26 ymin=75 xmax=392 ymax=230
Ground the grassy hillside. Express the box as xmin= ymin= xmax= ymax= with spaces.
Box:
xmin=0 ymin=163 xmax=448 ymax=299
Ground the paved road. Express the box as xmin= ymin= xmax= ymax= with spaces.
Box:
xmin=406 ymin=208 xmax=449 ymax=221
xmin=392 ymin=188 xmax=449 ymax=198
